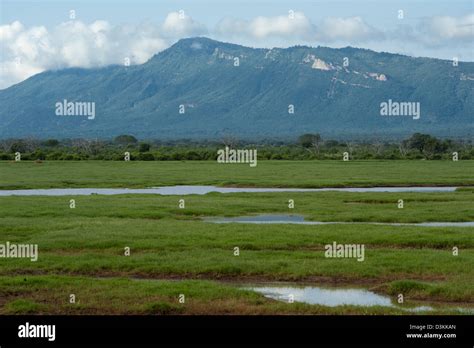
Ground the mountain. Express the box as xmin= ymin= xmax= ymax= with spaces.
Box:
xmin=0 ymin=37 xmax=473 ymax=140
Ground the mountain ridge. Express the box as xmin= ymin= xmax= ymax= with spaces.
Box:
xmin=0 ymin=37 xmax=472 ymax=140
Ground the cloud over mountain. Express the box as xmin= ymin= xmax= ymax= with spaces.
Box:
xmin=0 ymin=12 xmax=206 ymax=89
xmin=215 ymin=12 xmax=315 ymax=40
xmin=1 ymin=12 xmax=473 ymax=89
xmin=422 ymin=14 xmax=474 ymax=43
xmin=316 ymin=16 xmax=383 ymax=42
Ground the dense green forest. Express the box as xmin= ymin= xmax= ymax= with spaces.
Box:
xmin=0 ymin=133 xmax=472 ymax=161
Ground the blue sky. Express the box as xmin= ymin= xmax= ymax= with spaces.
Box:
xmin=1 ymin=0 xmax=473 ymax=88
xmin=2 ymin=0 xmax=470 ymax=28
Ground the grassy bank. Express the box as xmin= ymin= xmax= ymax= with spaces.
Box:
xmin=1 ymin=160 xmax=473 ymax=189
xmin=0 ymin=275 xmax=466 ymax=315
xmin=1 ymin=190 xmax=473 ymax=223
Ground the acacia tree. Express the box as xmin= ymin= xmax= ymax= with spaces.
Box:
xmin=23 ymin=137 xmax=40 ymax=152
xmin=422 ymin=138 xmax=438 ymax=159
xmin=298 ymin=133 xmax=322 ymax=155
xmin=221 ymin=134 xmax=239 ymax=149
xmin=406 ymin=133 xmax=442 ymax=159
xmin=346 ymin=141 xmax=355 ymax=159
xmin=0 ymin=139 xmax=14 ymax=153
xmin=372 ymin=137 xmax=384 ymax=157
xmin=114 ymin=135 xmax=138 ymax=145
xmin=398 ymin=140 xmax=409 ymax=158
xmin=72 ymin=139 xmax=94 ymax=154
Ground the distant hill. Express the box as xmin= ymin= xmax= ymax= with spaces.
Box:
xmin=0 ymin=37 xmax=472 ymax=140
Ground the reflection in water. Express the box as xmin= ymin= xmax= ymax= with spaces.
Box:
xmin=246 ymin=285 xmax=473 ymax=313
xmin=210 ymin=214 xmax=474 ymax=227
xmin=247 ymin=286 xmax=392 ymax=307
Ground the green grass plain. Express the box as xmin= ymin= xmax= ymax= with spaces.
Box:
xmin=0 ymin=160 xmax=473 ymax=314
xmin=1 ymin=160 xmax=473 ymax=189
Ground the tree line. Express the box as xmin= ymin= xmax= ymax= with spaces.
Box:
xmin=0 ymin=133 xmax=472 ymax=161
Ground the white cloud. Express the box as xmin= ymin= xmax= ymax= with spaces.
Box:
xmin=214 ymin=13 xmax=383 ymax=44
xmin=317 ymin=16 xmax=383 ymax=42
xmin=215 ymin=12 xmax=315 ymax=42
xmin=0 ymin=13 xmax=206 ymax=89
xmin=162 ymin=11 xmax=207 ymax=37
xmin=379 ymin=13 xmax=474 ymax=59
xmin=0 ymin=20 xmax=24 ymax=41
xmin=423 ymin=14 xmax=474 ymax=42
